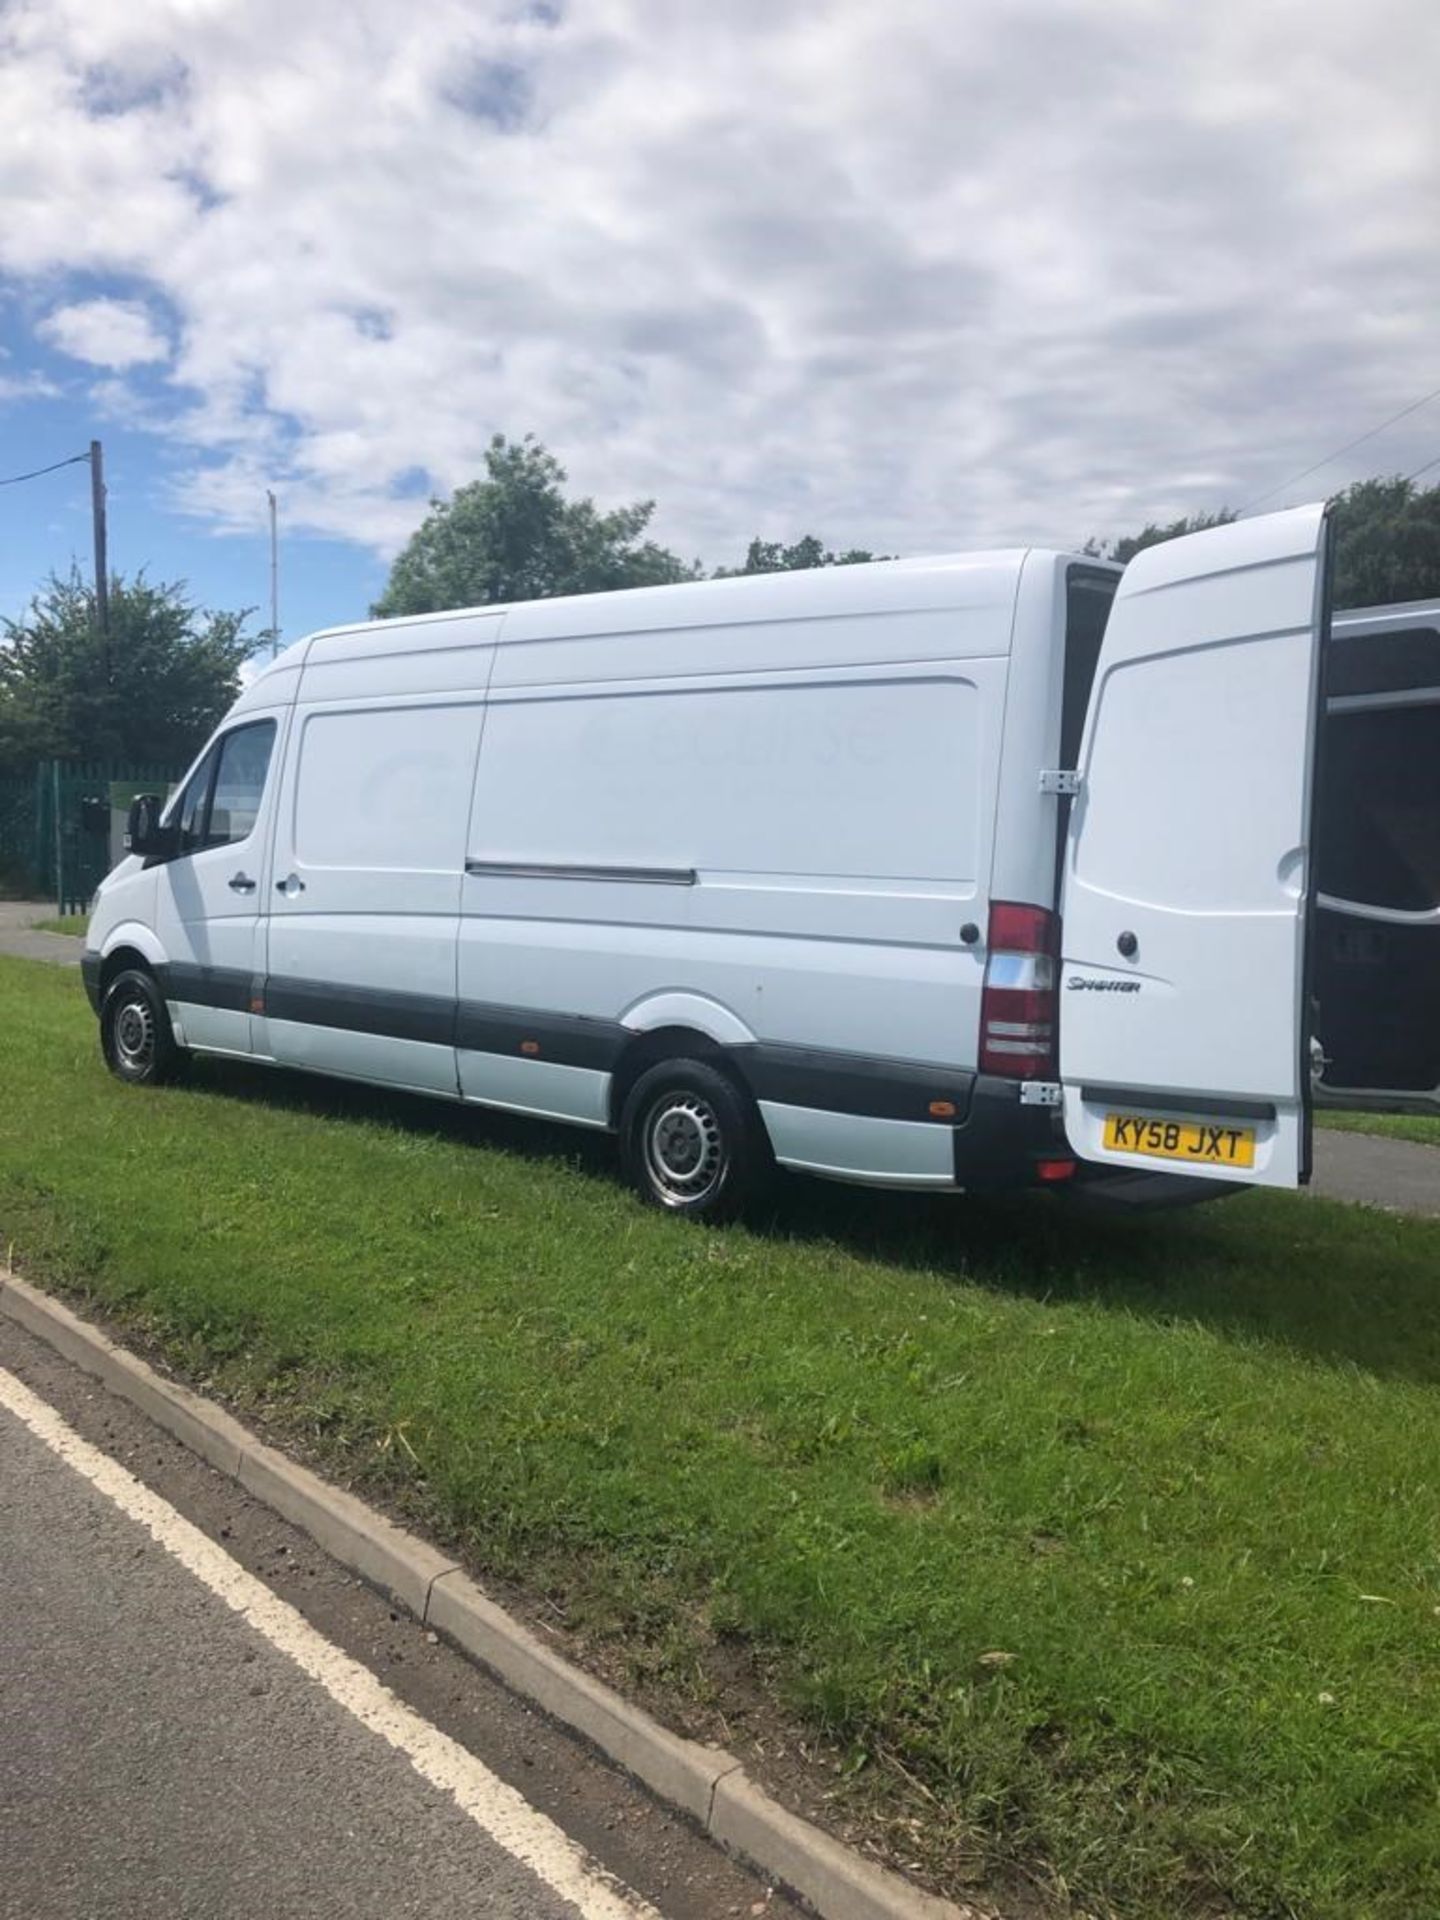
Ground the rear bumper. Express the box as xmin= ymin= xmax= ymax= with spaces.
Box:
xmin=1063 ymin=1167 xmax=1247 ymax=1211
xmin=950 ymin=1083 xmax=1244 ymax=1203
xmin=80 ymin=952 xmax=102 ymax=1013
xmin=952 ymin=1075 xmax=1067 ymax=1189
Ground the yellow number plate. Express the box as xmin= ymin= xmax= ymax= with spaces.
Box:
xmin=1103 ymin=1113 xmax=1256 ymax=1168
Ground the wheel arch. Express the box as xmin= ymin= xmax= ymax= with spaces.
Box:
xmin=609 ymin=993 xmax=760 ymax=1130
xmin=610 ymin=1027 xmax=768 ymax=1132
xmin=98 ymin=937 xmax=165 ymax=1003
xmin=99 ymin=921 xmax=166 ymax=984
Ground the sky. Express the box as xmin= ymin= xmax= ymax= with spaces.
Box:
xmin=1 ymin=0 xmax=1437 ymax=660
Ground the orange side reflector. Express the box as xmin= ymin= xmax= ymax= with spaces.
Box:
xmin=928 ymin=1100 xmax=957 ymax=1118
xmin=520 ymin=1039 xmax=540 ymax=1056
xmin=250 ymin=996 xmax=265 ymax=1014
xmin=1036 ymin=1159 xmax=1077 ymax=1183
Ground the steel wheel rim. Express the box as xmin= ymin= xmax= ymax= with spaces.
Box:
xmin=643 ymin=1092 xmax=726 ymax=1207
xmin=113 ymin=995 xmax=155 ymax=1071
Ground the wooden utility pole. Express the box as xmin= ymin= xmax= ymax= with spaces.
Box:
xmin=90 ymin=439 xmax=111 ymax=682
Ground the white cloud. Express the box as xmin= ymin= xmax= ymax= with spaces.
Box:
xmin=0 ymin=371 xmax=59 ymax=405
xmin=1 ymin=0 xmax=1438 ymax=564
xmin=41 ymin=296 xmax=171 ymax=369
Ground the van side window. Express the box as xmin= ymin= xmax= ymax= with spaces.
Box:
xmin=204 ymin=721 xmax=278 ymax=849
xmin=1315 ymin=701 xmax=1440 ymax=912
xmin=177 ymin=747 xmax=219 ymax=855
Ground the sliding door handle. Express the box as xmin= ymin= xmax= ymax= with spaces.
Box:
xmin=275 ymin=873 xmax=306 ymax=897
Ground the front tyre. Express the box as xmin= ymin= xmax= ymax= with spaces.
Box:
xmin=101 ymin=968 xmax=184 ymax=1086
xmin=619 ymin=1058 xmax=770 ymax=1220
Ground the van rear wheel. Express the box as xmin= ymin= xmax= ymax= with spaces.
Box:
xmin=101 ymin=968 xmax=184 ymax=1086
xmin=619 ymin=1058 xmax=769 ymax=1220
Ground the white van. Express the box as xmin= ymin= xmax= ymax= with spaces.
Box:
xmin=80 ymin=503 xmax=1429 ymax=1217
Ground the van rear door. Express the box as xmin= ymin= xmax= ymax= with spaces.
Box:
xmin=1058 ymin=504 xmax=1330 ymax=1190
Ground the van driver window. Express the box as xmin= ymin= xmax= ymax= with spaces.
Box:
xmin=204 ymin=721 xmax=278 ymax=849
xmin=177 ymin=748 xmax=218 ymax=854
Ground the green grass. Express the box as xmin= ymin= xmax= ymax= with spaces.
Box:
xmin=1318 ymin=1109 xmax=1440 ymax=1148
xmin=5 ymin=950 xmax=1440 ymax=1919
xmin=30 ymin=915 xmax=88 ymax=938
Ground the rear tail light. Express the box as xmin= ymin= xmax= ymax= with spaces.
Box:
xmin=979 ymin=900 xmax=1058 ymax=1079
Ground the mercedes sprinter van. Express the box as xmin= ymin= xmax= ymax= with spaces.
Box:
xmin=82 ymin=503 xmax=1430 ymax=1215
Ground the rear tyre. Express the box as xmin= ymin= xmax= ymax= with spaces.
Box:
xmin=101 ymin=968 xmax=184 ymax=1086
xmin=619 ymin=1057 xmax=770 ymax=1220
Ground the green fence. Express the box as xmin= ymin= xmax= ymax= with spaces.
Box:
xmin=0 ymin=760 xmax=183 ymax=916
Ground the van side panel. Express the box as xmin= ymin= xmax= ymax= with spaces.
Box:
xmin=457 ymin=585 xmax=1017 ymax=1179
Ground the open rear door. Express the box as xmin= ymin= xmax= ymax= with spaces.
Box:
xmin=1059 ymin=504 xmax=1330 ymax=1190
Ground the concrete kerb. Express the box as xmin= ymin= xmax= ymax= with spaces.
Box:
xmin=0 ymin=1266 xmax=985 ymax=1920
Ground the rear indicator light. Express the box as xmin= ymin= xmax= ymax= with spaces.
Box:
xmin=979 ymin=900 xmax=1059 ymax=1079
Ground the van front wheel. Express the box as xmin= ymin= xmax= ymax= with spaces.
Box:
xmin=619 ymin=1059 xmax=769 ymax=1220
xmin=101 ymin=968 xmax=184 ymax=1086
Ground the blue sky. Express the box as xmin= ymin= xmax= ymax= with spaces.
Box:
xmin=2 ymin=0 xmax=1438 ymax=668
xmin=0 ymin=299 xmax=388 ymax=645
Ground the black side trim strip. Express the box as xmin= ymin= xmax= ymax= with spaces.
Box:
xmin=264 ymin=976 xmax=455 ymax=1047
xmin=1079 ymin=1085 xmax=1277 ymax=1121
xmin=80 ymin=953 xmax=102 ymax=1012
xmin=158 ymin=961 xmax=254 ymax=1014
xmin=738 ymin=1043 xmax=976 ymax=1125
xmin=465 ymin=859 xmax=697 ymax=887
xmin=163 ymin=963 xmax=1000 ymax=1129
xmin=456 ymin=1002 xmax=627 ymax=1073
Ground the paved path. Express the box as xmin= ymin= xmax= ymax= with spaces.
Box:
xmin=0 ymin=1315 xmax=782 ymax=1920
xmin=0 ymin=898 xmax=82 ymax=966
xmin=1310 ymin=1127 xmax=1440 ymax=1218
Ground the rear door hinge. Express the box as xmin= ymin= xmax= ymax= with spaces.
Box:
xmin=1019 ymin=1081 xmax=1063 ymax=1108
xmin=1039 ymin=769 xmax=1083 ymax=797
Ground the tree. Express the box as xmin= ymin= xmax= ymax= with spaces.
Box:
xmin=1329 ymin=475 xmax=1440 ymax=609
xmin=372 ymin=435 xmax=697 ymax=617
xmin=1085 ymin=478 xmax=1440 ymax=608
xmin=0 ymin=569 xmax=253 ymax=768
xmin=722 ymin=535 xmax=888 ymax=576
xmin=1082 ymin=508 xmax=1237 ymax=566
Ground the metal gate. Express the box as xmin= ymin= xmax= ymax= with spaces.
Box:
xmin=0 ymin=760 xmax=183 ymax=916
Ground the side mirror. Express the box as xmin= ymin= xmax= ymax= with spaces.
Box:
xmin=125 ymin=794 xmax=173 ymax=859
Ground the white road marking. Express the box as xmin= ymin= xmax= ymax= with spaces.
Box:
xmin=0 ymin=1364 xmax=662 ymax=1920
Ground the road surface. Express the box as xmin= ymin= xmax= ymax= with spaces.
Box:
xmin=0 ymin=1314 xmax=787 ymax=1920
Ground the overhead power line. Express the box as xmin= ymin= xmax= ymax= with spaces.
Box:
xmin=0 ymin=450 xmax=90 ymax=489
xmin=1241 ymin=381 xmax=1440 ymax=514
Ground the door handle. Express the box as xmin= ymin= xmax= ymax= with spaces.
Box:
xmin=228 ymin=872 xmax=257 ymax=893
xmin=275 ymin=873 xmax=306 ymax=897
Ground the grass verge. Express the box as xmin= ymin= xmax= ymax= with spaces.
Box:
xmin=1317 ymin=1109 xmax=1440 ymax=1148
xmin=30 ymin=915 xmax=87 ymax=938
xmin=4 ymin=952 xmax=1440 ymax=1919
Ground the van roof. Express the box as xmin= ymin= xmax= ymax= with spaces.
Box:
xmin=252 ymin=545 xmax=1104 ymax=688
